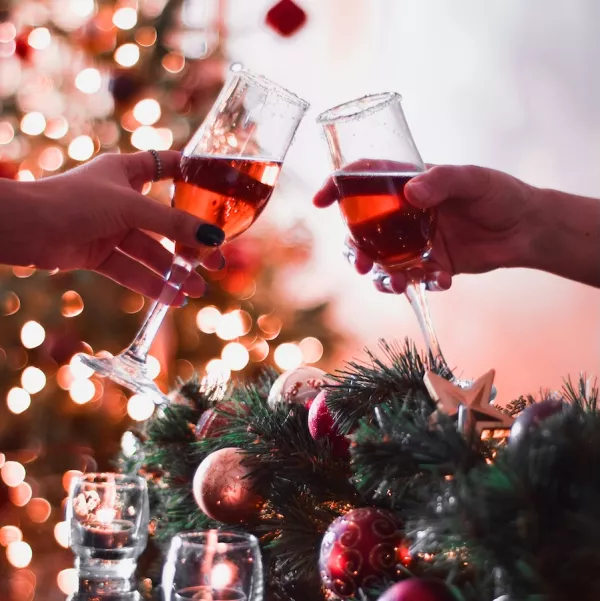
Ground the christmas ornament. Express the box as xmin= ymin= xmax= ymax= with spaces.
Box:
xmin=195 ymin=402 xmax=247 ymax=440
xmin=319 ymin=507 xmax=410 ymax=598
xmin=308 ymin=390 xmax=349 ymax=458
xmin=15 ymin=29 xmax=33 ymax=62
xmin=192 ymin=447 xmax=263 ymax=524
xmin=267 ymin=366 xmax=329 ymax=409
xmin=424 ymin=370 xmax=514 ymax=437
xmin=376 ymin=578 xmax=455 ymax=601
xmin=265 ymin=0 xmax=308 ymax=38
xmin=509 ymin=397 xmax=566 ymax=446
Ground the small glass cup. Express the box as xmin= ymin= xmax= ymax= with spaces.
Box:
xmin=66 ymin=473 xmax=149 ymax=594
xmin=162 ymin=530 xmax=263 ymax=601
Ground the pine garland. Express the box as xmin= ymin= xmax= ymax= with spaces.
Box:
xmin=123 ymin=339 xmax=600 ymax=601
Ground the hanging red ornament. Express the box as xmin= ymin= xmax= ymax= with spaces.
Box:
xmin=265 ymin=0 xmax=307 ymax=38
xmin=268 ymin=366 xmax=329 ymax=410
xmin=192 ymin=447 xmax=263 ymax=524
xmin=376 ymin=578 xmax=456 ymax=601
xmin=319 ymin=507 xmax=411 ymax=598
xmin=308 ymin=390 xmax=350 ymax=458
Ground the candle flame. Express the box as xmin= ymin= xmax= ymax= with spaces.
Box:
xmin=96 ymin=507 xmax=116 ymax=524
xmin=211 ymin=562 xmax=235 ymax=589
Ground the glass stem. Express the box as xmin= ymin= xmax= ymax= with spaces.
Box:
xmin=125 ymin=255 xmax=196 ymax=362
xmin=404 ymin=279 xmax=451 ymax=375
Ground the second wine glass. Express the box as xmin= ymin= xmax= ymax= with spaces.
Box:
xmin=78 ymin=67 xmax=309 ymax=402
xmin=317 ymin=93 xmax=466 ymax=385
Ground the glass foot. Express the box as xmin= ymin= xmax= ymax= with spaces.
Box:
xmin=78 ymin=351 xmax=168 ymax=405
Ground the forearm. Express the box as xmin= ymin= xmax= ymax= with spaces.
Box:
xmin=0 ymin=179 xmax=45 ymax=267
xmin=526 ymin=188 xmax=600 ymax=287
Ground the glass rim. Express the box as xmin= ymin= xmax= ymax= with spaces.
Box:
xmin=173 ymin=530 xmax=259 ymax=550
xmin=74 ymin=472 xmax=147 ymax=489
xmin=316 ymin=92 xmax=402 ymax=125
xmin=228 ymin=64 xmax=310 ymax=111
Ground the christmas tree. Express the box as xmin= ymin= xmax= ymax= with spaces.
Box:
xmin=127 ymin=340 xmax=599 ymax=601
xmin=0 ymin=1 xmax=333 ymax=600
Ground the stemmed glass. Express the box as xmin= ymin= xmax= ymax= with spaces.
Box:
xmin=78 ymin=67 xmax=309 ymax=402
xmin=316 ymin=93 xmax=467 ymax=386
xmin=162 ymin=530 xmax=263 ymax=601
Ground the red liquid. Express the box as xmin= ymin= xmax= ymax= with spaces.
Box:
xmin=335 ymin=171 xmax=436 ymax=268
xmin=173 ymin=155 xmax=281 ymax=257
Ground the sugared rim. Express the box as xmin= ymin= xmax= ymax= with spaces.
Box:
xmin=316 ymin=92 xmax=401 ymax=125
xmin=230 ymin=64 xmax=310 ymax=111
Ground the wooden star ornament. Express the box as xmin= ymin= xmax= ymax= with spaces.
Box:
xmin=423 ymin=369 xmax=514 ymax=437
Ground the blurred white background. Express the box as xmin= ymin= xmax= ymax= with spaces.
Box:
xmin=227 ymin=0 xmax=600 ymax=401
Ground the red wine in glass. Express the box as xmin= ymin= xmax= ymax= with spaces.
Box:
xmin=334 ymin=171 xmax=437 ymax=268
xmin=174 ymin=155 xmax=282 ymax=259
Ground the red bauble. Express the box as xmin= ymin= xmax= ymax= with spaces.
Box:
xmin=308 ymin=390 xmax=349 ymax=458
xmin=195 ymin=403 xmax=248 ymax=440
xmin=376 ymin=579 xmax=455 ymax=601
xmin=192 ymin=447 xmax=263 ymax=524
xmin=265 ymin=0 xmax=308 ymax=37
xmin=319 ymin=508 xmax=410 ymax=598
xmin=268 ymin=366 xmax=329 ymax=409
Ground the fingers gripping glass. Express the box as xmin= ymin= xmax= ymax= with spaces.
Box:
xmin=78 ymin=68 xmax=309 ymax=402
xmin=317 ymin=93 xmax=465 ymax=384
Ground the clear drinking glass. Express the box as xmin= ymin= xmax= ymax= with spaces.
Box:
xmin=162 ymin=530 xmax=263 ymax=601
xmin=78 ymin=66 xmax=309 ymax=402
xmin=317 ymin=93 xmax=465 ymax=385
xmin=66 ymin=473 xmax=149 ymax=594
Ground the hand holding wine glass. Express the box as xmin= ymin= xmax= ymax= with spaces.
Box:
xmin=314 ymin=162 xmax=536 ymax=294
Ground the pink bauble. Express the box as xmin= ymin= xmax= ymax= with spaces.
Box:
xmin=319 ymin=507 xmax=410 ymax=598
xmin=192 ymin=447 xmax=263 ymax=524
xmin=376 ymin=579 xmax=455 ymax=601
xmin=308 ymin=390 xmax=349 ymax=458
xmin=267 ymin=366 xmax=329 ymax=409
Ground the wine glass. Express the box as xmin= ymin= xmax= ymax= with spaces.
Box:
xmin=162 ymin=530 xmax=263 ymax=601
xmin=78 ymin=67 xmax=309 ymax=402
xmin=316 ymin=93 xmax=469 ymax=387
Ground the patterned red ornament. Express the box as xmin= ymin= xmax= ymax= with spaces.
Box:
xmin=268 ymin=366 xmax=329 ymax=409
xmin=192 ymin=447 xmax=263 ymax=524
xmin=319 ymin=508 xmax=411 ymax=598
xmin=376 ymin=578 xmax=455 ymax=601
xmin=265 ymin=0 xmax=307 ymax=37
xmin=308 ymin=390 xmax=349 ymax=458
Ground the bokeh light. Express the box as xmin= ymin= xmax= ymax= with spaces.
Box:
xmin=28 ymin=28 xmax=51 ymax=50
xmin=221 ymin=342 xmax=249 ymax=371
xmin=27 ymin=498 xmax=52 ymax=523
xmin=162 ymin=52 xmax=185 ymax=74
xmin=274 ymin=343 xmax=303 ymax=371
xmin=17 ymin=170 xmax=35 ymax=181
xmin=114 ymin=43 xmax=140 ymax=67
xmin=113 ymin=7 xmax=138 ymax=30
xmin=62 ymin=470 xmax=83 ymax=493
xmin=249 ymin=338 xmax=269 ymax=362
xmin=57 ymin=568 xmax=78 ymax=595
xmin=257 ymin=314 xmax=282 ymax=340
xmin=0 ymin=121 xmax=14 ymax=144
xmin=9 ymin=481 xmax=32 ymax=507
xmin=70 ymin=0 xmax=95 ymax=17
xmin=127 ymin=395 xmax=155 ymax=421
xmin=216 ymin=310 xmax=252 ymax=340
xmin=56 ymin=365 xmax=74 ymax=390
xmin=20 ymin=321 xmax=45 ymax=349
xmin=69 ymin=354 xmax=94 ymax=379
xmin=299 ymin=337 xmax=324 ymax=364
xmin=21 ymin=112 xmax=46 ymax=136
xmin=21 ymin=367 xmax=46 ymax=394
xmin=7 ymin=387 xmax=31 ymax=414
xmin=69 ymin=378 xmax=95 ymax=404
xmin=204 ymin=359 xmax=231 ymax=386
xmin=61 ymin=290 xmax=84 ymax=317
xmin=0 ymin=526 xmax=22 ymax=546
xmin=68 ymin=135 xmax=94 ymax=161
xmin=6 ymin=541 xmax=32 ymax=568
xmin=38 ymin=146 xmax=64 ymax=171
xmin=75 ymin=68 xmax=102 ymax=94
xmin=2 ymin=291 xmax=20 ymax=315
xmin=136 ymin=26 xmax=157 ymax=47
xmin=133 ymin=98 xmax=161 ymax=125
xmin=45 ymin=116 xmax=69 ymax=140
xmin=131 ymin=125 xmax=172 ymax=150
xmin=54 ymin=521 xmax=69 ymax=548
xmin=146 ymin=355 xmax=161 ymax=380
xmin=0 ymin=22 xmax=16 ymax=43
xmin=1 ymin=461 xmax=26 ymax=487
xmin=196 ymin=306 xmax=221 ymax=333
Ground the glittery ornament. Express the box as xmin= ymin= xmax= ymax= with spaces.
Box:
xmin=319 ymin=507 xmax=410 ymax=598
xmin=308 ymin=390 xmax=349 ymax=458
xmin=267 ymin=366 xmax=329 ymax=409
xmin=192 ymin=447 xmax=263 ymax=524
xmin=376 ymin=578 xmax=456 ymax=601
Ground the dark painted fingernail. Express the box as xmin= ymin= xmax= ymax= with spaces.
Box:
xmin=196 ymin=224 xmax=225 ymax=247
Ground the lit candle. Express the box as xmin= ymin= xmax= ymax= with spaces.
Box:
xmin=82 ymin=519 xmax=134 ymax=556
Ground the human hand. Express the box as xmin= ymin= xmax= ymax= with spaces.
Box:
xmin=313 ymin=162 xmax=536 ymax=293
xmin=21 ymin=151 xmax=225 ymax=304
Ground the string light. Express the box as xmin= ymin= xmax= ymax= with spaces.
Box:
xmin=0 ymin=526 xmax=22 ymax=546
xmin=221 ymin=342 xmax=249 ymax=371
xmin=1 ymin=461 xmax=25 ymax=487
xmin=75 ymin=68 xmax=102 ymax=94
xmin=20 ymin=321 xmax=45 ymax=349
xmin=113 ymin=7 xmax=138 ymax=30
xmin=69 ymin=354 xmax=94 ymax=379
xmin=45 ymin=116 xmax=69 ymax=140
xmin=26 ymin=498 xmax=51 ymax=523
xmin=146 ymin=355 xmax=161 ymax=380
xmin=9 ymin=482 xmax=32 ymax=507
xmin=131 ymin=125 xmax=172 ymax=150
xmin=38 ymin=146 xmax=64 ymax=171
xmin=57 ymin=568 xmax=78 ymax=595
xmin=61 ymin=290 xmax=84 ymax=317
xmin=6 ymin=387 xmax=31 ymax=414
xmin=20 ymin=112 xmax=46 ymax=136
xmin=70 ymin=0 xmax=95 ymax=17
xmin=21 ymin=367 xmax=46 ymax=394
xmin=54 ymin=522 xmax=69 ymax=548
xmin=28 ymin=28 xmax=51 ymax=50
xmin=114 ymin=43 xmax=140 ymax=67
xmin=68 ymin=135 xmax=94 ymax=161
xmin=69 ymin=378 xmax=95 ymax=404
xmin=196 ymin=306 xmax=221 ymax=333
xmin=299 ymin=337 xmax=324 ymax=363
xmin=274 ymin=343 xmax=303 ymax=370
xmin=127 ymin=395 xmax=155 ymax=421
xmin=0 ymin=121 xmax=14 ymax=144
xmin=216 ymin=310 xmax=252 ymax=340
xmin=133 ymin=98 xmax=161 ymax=125
xmin=6 ymin=541 xmax=32 ymax=568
